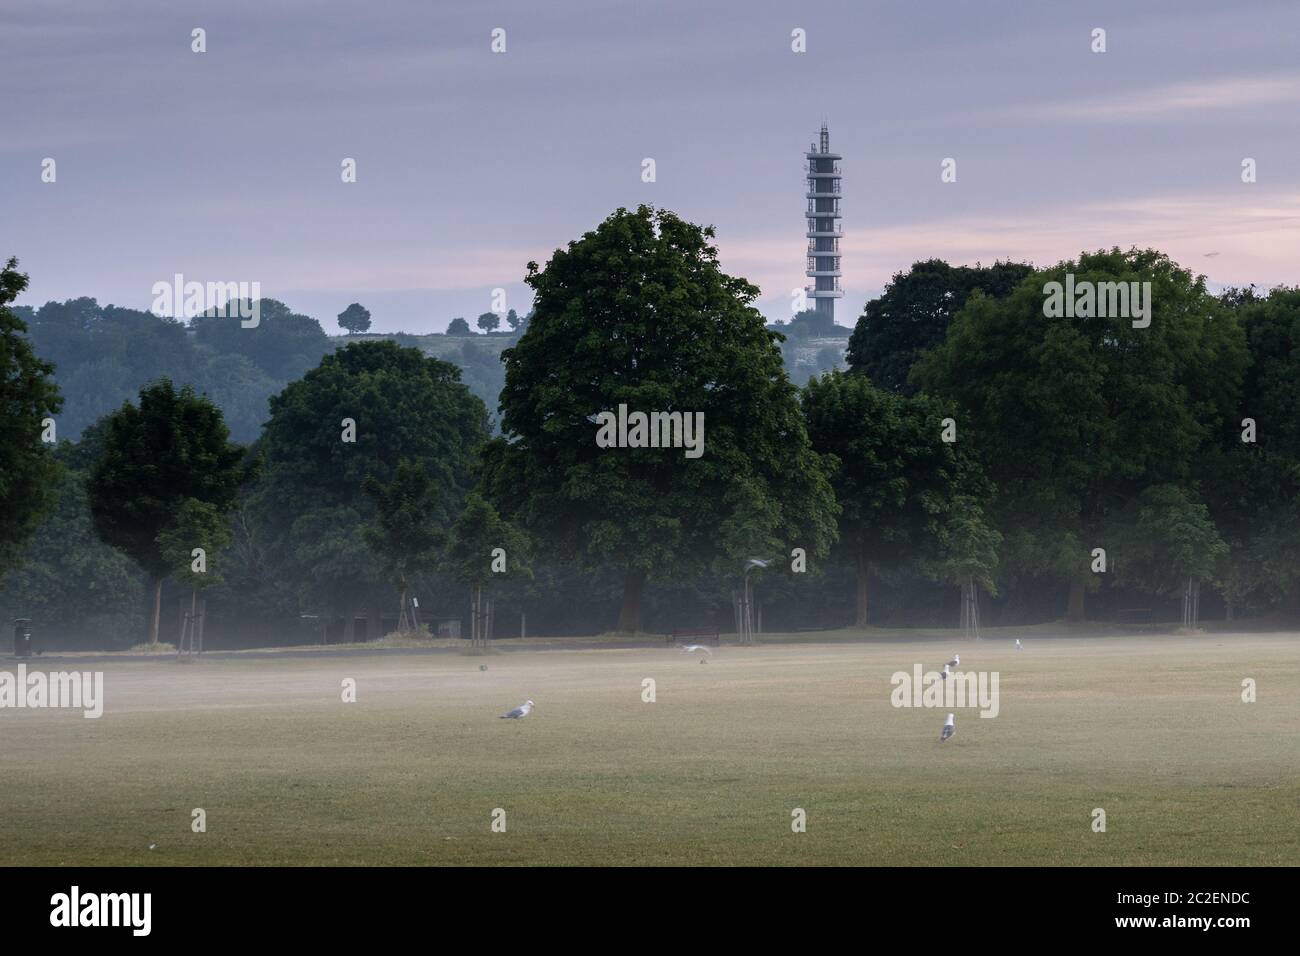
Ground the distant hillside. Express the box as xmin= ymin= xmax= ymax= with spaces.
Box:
xmin=350 ymin=328 xmax=849 ymax=386
xmin=17 ymin=299 xmax=848 ymax=445
xmin=349 ymin=328 xmax=848 ymax=404
xmin=778 ymin=335 xmax=850 ymax=385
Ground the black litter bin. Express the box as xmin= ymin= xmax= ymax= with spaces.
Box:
xmin=13 ymin=618 xmax=33 ymax=659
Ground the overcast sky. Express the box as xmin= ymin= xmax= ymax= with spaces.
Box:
xmin=4 ymin=0 xmax=1299 ymax=333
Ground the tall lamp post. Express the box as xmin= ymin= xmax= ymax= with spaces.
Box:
xmin=741 ymin=558 xmax=769 ymax=646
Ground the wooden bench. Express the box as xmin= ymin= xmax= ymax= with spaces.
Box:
xmin=669 ymin=627 xmax=721 ymax=647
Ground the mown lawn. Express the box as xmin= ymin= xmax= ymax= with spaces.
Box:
xmin=1 ymin=631 xmax=1296 ymax=865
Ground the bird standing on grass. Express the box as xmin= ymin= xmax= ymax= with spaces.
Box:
xmin=1015 ymin=639 xmax=1023 ymax=650
xmin=940 ymin=663 xmax=950 ymax=680
xmin=940 ymin=713 xmax=955 ymax=742
xmin=500 ymin=700 xmax=534 ymax=719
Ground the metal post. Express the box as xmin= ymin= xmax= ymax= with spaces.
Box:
xmin=742 ymin=574 xmax=754 ymax=646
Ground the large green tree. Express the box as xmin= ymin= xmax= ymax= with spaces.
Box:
xmin=483 ymin=205 xmax=838 ymax=633
xmin=1106 ymin=484 xmax=1226 ymax=605
xmin=0 ymin=258 xmax=64 ymax=576
xmin=87 ymin=379 xmax=252 ymax=643
xmin=921 ymin=494 xmax=1002 ymax=596
xmin=362 ymin=460 xmax=445 ymax=632
xmin=157 ymin=497 xmax=235 ymax=643
xmin=254 ymin=341 xmax=489 ymax=637
xmin=846 ymin=259 xmax=1034 ymax=393
xmin=337 ymin=302 xmax=372 ymax=336
xmin=444 ymin=493 xmax=531 ymax=645
xmin=913 ymin=248 xmax=1246 ymax=619
xmin=802 ymin=370 xmax=991 ymax=626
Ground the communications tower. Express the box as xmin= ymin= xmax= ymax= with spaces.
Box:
xmin=805 ymin=124 xmax=843 ymax=321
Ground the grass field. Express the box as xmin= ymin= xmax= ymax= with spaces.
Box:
xmin=2 ymin=630 xmax=1297 ymax=866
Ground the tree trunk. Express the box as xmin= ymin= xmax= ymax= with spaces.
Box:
xmin=342 ymin=608 xmax=355 ymax=643
xmin=960 ymin=577 xmax=976 ymax=636
xmin=148 ymin=576 xmax=163 ymax=645
xmin=854 ymin=547 xmax=869 ymax=628
xmin=397 ymin=582 xmax=410 ymax=633
xmin=616 ymin=569 xmax=647 ymax=634
xmin=472 ymin=583 xmax=481 ymax=646
xmin=1065 ymin=580 xmax=1086 ymax=621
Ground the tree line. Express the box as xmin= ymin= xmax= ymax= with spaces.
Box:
xmin=1 ymin=207 xmax=1297 ymax=647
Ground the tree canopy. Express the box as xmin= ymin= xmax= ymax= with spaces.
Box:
xmin=337 ymin=302 xmax=372 ymax=335
xmin=0 ymin=258 xmax=64 ymax=577
xmin=1202 ymin=287 xmax=1300 ymax=611
xmin=483 ymin=205 xmax=838 ymax=632
xmin=192 ymin=298 xmax=331 ymax=381
xmin=87 ymin=379 xmax=252 ymax=642
xmin=254 ymin=340 xmax=490 ymax=630
xmin=846 ymin=259 xmax=1034 ymax=393
xmin=19 ymin=296 xmax=318 ymax=442
xmin=443 ymin=493 xmax=531 ymax=589
xmin=0 ymin=423 xmax=142 ymax=642
xmin=362 ymin=460 xmax=446 ymax=631
xmin=912 ymin=248 xmax=1247 ymax=617
xmin=5 ymin=245 xmax=1296 ymax=645
xmin=802 ymin=369 xmax=991 ymax=625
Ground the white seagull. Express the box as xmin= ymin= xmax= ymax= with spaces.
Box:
xmin=1015 ymin=639 xmax=1023 ymax=650
xmin=679 ymin=644 xmax=713 ymax=662
xmin=500 ymin=699 xmax=534 ymax=719
xmin=940 ymin=713 xmax=955 ymax=742
xmin=940 ymin=663 xmax=950 ymax=680
xmin=947 ymin=654 xmax=960 ymax=667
